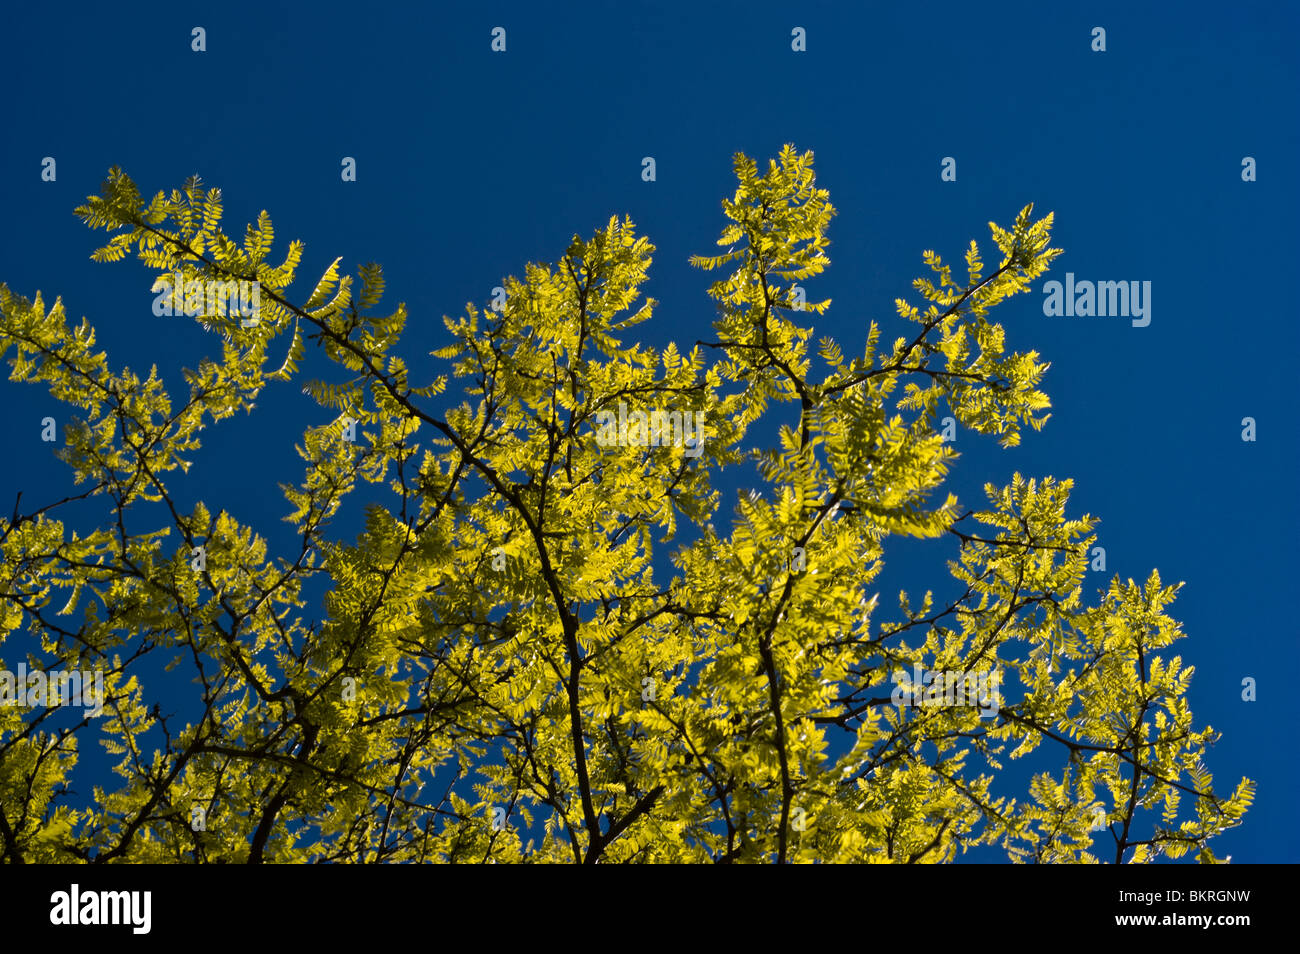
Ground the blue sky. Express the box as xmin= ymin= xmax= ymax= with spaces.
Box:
xmin=0 ymin=0 xmax=1295 ymax=861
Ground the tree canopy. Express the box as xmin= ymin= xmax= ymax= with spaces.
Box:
xmin=0 ymin=145 xmax=1252 ymax=863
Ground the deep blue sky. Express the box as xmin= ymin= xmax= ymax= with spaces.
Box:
xmin=1 ymin=1 xmax=1295 ymax=862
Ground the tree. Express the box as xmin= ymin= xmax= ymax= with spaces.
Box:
xmin=0 ymin=145 xmax=1252 ymax=864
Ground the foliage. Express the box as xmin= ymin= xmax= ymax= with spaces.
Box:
xmin=0 ymin=146 xmax=1252 ymax=863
